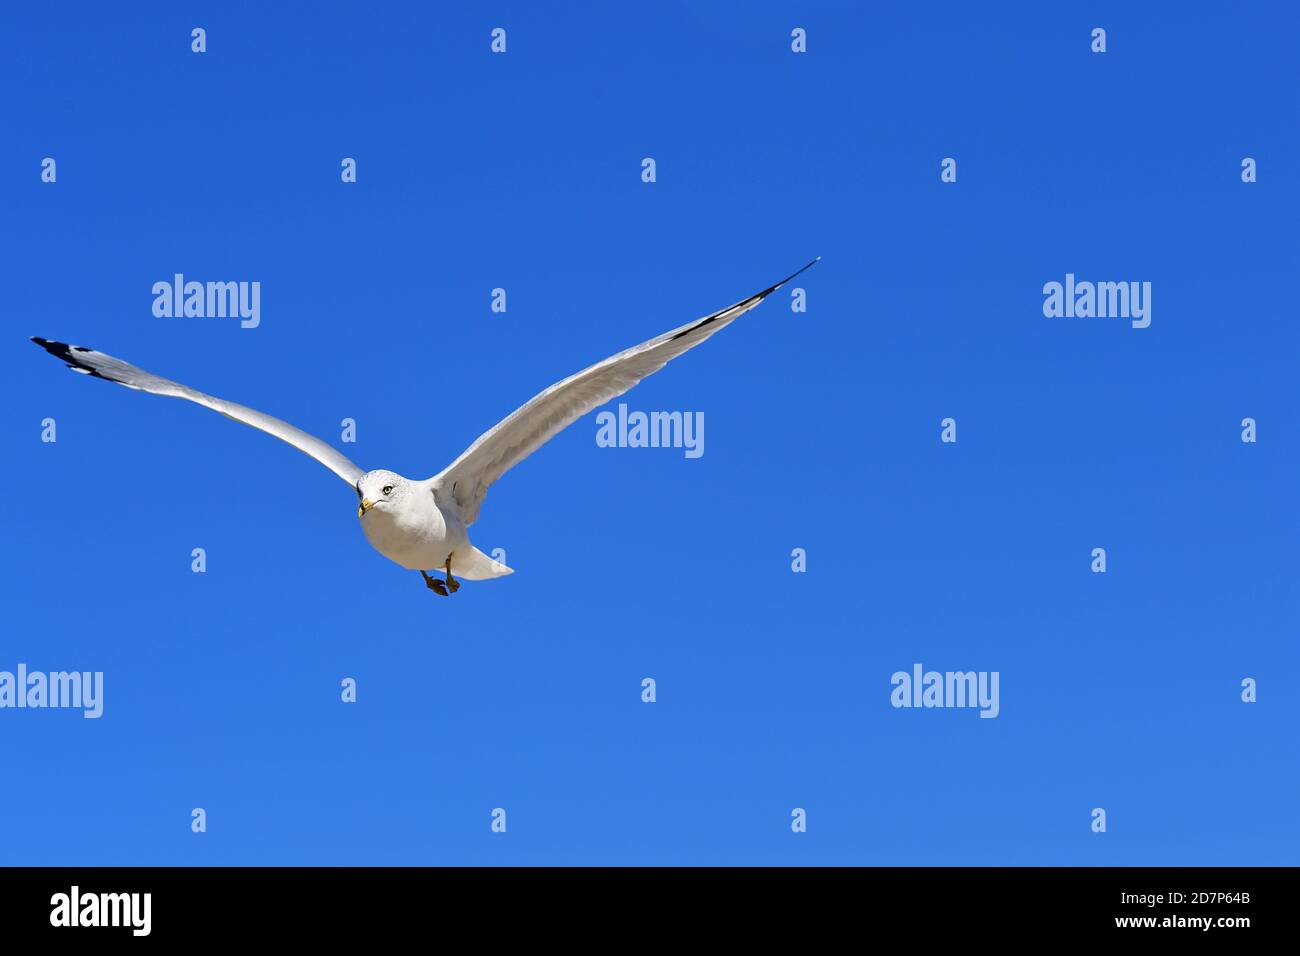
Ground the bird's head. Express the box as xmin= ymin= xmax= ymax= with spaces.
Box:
xmin=356 ymin=470 xmax=409 ymax=519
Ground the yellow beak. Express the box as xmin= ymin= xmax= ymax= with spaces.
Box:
xmin=358 ymin=498 xmax=373 ymax=518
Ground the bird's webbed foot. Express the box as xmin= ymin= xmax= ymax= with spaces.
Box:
xmin=421 ymin=569 xmax=449 ymax=596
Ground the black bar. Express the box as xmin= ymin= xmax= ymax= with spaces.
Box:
xmin=0 ymin=866 xmax=1284 ymax=940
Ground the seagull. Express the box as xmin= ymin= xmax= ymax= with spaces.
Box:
xmin=31 ymin=258 xmax=818 ymax=596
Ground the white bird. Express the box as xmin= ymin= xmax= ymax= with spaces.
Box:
xmin=32 ymin=259 xmax=817 ymax=595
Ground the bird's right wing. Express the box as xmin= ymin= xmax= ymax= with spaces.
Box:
xmin=30 ymin=337 xmax=365 ymax=486
xmin=431 ymin=259 xmax=818 ymax=525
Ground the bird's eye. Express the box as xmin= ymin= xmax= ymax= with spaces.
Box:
xmin=382 ymin=485 xmax=393 ymax=495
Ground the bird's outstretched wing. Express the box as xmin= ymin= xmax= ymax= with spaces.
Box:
xmin=30 ymin=337 xmax=365 ymax=485
xmin=432 ymin=258 xmax=819 ymax=525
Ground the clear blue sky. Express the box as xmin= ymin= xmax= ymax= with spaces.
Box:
xmin=2 ymin=2 xmax=1296 ymax=865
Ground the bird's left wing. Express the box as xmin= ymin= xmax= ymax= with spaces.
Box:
xmin=30 ymin=337 xmax=365 ymax=485
xmin=431 ymin=259 xmax=818 ymax=525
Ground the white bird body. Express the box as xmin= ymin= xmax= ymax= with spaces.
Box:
xmin=357 ymin=477 xmax=458 ymax=571
xmin=354 ymin=472 xmax=508 ymax=579
xmin=32 ymin=259 xmax=817 ymax=593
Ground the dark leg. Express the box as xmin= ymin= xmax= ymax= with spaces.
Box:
xmin=421 ymin=569 xmax=449 ymax=596
xmin=445 ymin=555 xmax=460 ymax=594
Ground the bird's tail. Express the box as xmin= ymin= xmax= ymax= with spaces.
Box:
xmin=455 ymin=546 xmax=514 ymax=580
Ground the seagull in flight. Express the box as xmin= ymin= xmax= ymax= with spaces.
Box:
xmin=31 ymin=259 xmax=818 ymax=596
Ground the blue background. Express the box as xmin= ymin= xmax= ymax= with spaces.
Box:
xmin=2 ymin=2 xmax=1296 ymax=865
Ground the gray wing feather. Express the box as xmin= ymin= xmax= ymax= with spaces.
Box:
xmin=431 ymin=259 xmax=818 ymax=525
xmin=30 ymin=337 xmax=365 ymax=485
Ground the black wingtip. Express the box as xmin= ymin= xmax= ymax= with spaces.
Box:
xmin=32 ymin=336 xmax=72 ymax=359
xmin=31 ymin=335 xmax=67 ymax=357
xmin=765 ymin=256 xmax=820 ymax=294
xmin=30 ymin=336 xmax=105 ymax=378
xmin=746 ymin=257 xmax=822 ymax=305
xmin=669 ymin=258 xmax=822 ymax=341
xmin=732 ymin=257 xmax=818 ymax=314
